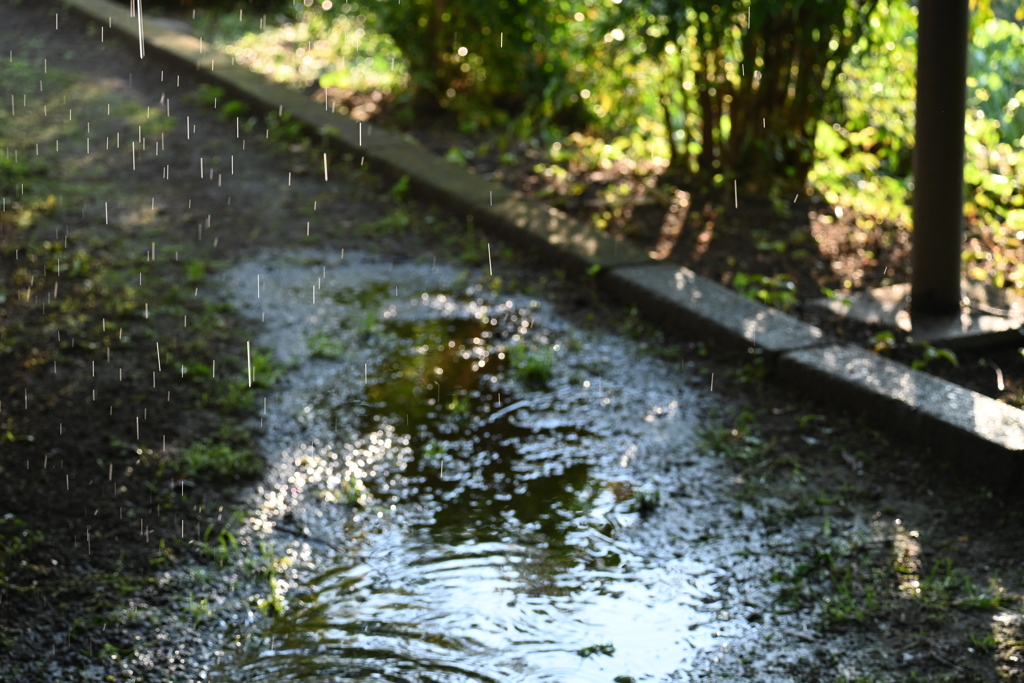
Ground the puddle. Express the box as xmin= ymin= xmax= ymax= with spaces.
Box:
xmin=211 ymin=249 xmax=772 ymax=682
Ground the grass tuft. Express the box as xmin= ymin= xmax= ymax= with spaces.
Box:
xmin=180 ymin=441 xmax=263 ymax=481
xmin=507 ymin=345 xmax=555 ymax=388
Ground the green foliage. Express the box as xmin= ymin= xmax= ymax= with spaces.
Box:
xmin=783 ymin=538 xmax=1017 ymax=633
xmin=188 ymin=82 xmax=252 ymax=122
xmin=149 ymin=0 xmax=289 ymax=12
xmin=357 ymin=308 xmax=380 ymax=336
xmin=446 ymin=393 xmax=471 ymax=414
xmin=253 ymin=541 xmax=289 ymax=617
xmin=209 ymin=2 xmax=403 ymax=92
xmin=811 ymin=3 xmax=1024 ymax=293
xmin=808 ymin=0 xmax=916 ymax=225
xmin=605 ymin=0 xmax=880 ymax=197
xmin=149 ymin=538 xmax=175 ymax=567
xmin=967 ymin=18 xmax=1024 ymax=145
xmin=969 ymin=0 xmax=1024 ymax=29
xmin=365 ymin=0 xmax=594 ymax=128
xmin=199 ymin=0 xmax=1024 ymax=293
xmin=444 ymin=147 xmax=471 ymax=167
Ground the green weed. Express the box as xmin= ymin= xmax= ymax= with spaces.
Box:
xmin=446 ymin=393 xmax=471 ymax=415
xmin=183 ymin=259 xmax=208 ymax=286
xmin=419 ymin=440 xmax=446 ymax=469
xmin=253 ymin=541 xmax=290 ymax=617
xmin=910 ymin=342 xmax=958 ymax=371
xmin=99 ymin=642 xmax=135 ymax=660
xmin=442 ymin=215 xmax=488 ymax=264
xmin=149 ymin=538 xmax=175 ymax=567
xmin=184 ymin=593 xmax=212 ymax=627
xmin=389 ymin=174 xmax=411 ymax=202
xmin=736 ymin=348 xmax=769 ymax=384
xmin=632 ymin=486 xmax=662 ymax=518
xmin=250 ymin=348 xmax=286 ymax=388
xmin=357 ymin=308 xmax=380 ymax=336
xmin=576 ymin=643 xmax=615 ymax=658
xmin=870 ymin=330 xmax=896 ymax=354
xmin=265 ymin=111 xmax=309 ymax=150
xmin=220 ymin=99 xmax=250 ymax=119
xmin=697 ymin=409 xmax=796 ymax=487
xmin=731 ymin=272 xmax=798 ymax=312
xmin=0 ymin=153 xmax=48 ymax=195
xmin=969 ymin=631 xmax=999 ymax=652
xmin=180 ymin=441 xmax=263 ymax=482
xmin=507 ymin=345 xmax=555 ymax=388
xmin=315 ymin=472 xmax=367 ymax=506
xmin=191 ymin=83 xmax=225 ymax=109
xmin=444 ymin=147 xmax=471 ymax=167
xmin=361 ymin=208 xmax=411 ymax=236
xmin=307 ymin=330 xmax=346 ymax=359
xmin=0 ymin=514 xmax=44 ymax=588
xmin=198 ymin=522 xmax=240 ymax=568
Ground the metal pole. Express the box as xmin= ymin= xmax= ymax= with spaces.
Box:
xmin=911 ymin=0 xmax=969 ymax=318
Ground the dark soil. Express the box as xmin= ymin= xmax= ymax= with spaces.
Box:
xmin=0 ymin=2 xmax=467 ymax=679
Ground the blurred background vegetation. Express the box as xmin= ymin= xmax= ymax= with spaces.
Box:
xmin=130 ymin=0 xmax=1023 ymax=291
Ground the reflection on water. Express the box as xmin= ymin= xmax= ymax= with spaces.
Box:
xmin=214 ymin=253 xmax=729 ymax=682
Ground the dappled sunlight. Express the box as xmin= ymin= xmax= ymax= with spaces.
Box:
xmin=889 ymin=521 xmax=923 ymax=597
xmin=208 ymin=7 xmax=403 ymax=93
xmin=992 ymin=611 xmax=1024 ymax=675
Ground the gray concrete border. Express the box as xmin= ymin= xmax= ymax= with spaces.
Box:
xmin=61 ymin=0 xmax=1024 ymax=490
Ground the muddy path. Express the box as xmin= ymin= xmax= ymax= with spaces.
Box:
xmin=2 ymin=2 xmax=1024 ymax=681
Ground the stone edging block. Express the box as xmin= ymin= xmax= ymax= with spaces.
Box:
xmin=778 ymin=343 xmax=1024 ymax=488
xmin=603 ymin=264 xmax=826 ymax=356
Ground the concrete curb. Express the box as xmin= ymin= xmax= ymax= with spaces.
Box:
xmin=602 ymin=264 xmax=826 ymax=359
xmin=61 ymin=0 xmax=1024 ymax=489
xmin=778 ymin=344 xmax=1024 ymax=484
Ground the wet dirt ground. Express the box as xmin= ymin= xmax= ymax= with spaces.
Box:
xmin=2 ymin=2 xmax=1024 ymax=682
